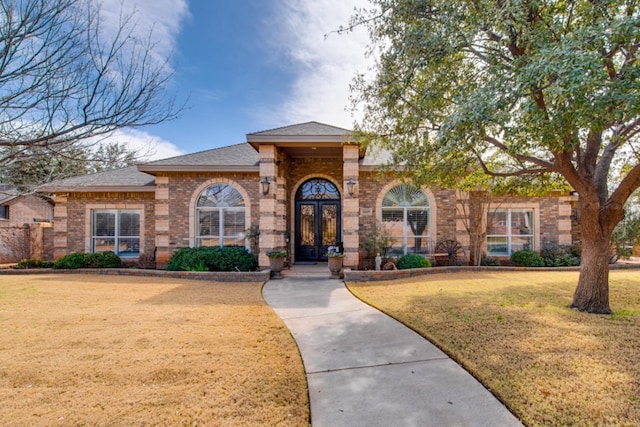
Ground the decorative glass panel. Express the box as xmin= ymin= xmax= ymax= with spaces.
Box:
xmin=300 ymin=204 xmax=315 ymax=246
xmin=322 ymin=205 xmax=338 ymax=245
xmin=296 ymin=179 xmax=340 ymax=200
xmin=382 ymin=184 xmax=429 ymax=207
xmin=197 ymin=185 xmax=245 ymax=208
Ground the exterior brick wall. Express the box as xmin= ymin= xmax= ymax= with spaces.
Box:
xmin=55 ymin=192 xmax=155 ymax=259
xmin=162 ymin=171 xmax=260 ymax=251
xmin=47 ymin=157 xmax=575 ymax=269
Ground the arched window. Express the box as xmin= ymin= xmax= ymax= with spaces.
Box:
xmin=381 ymin=184 xmax=430 ymax=255
xmin=295 ymin=178 xmax=340 ymax=200
xmin=196 ymin=184 xmax=246 ymax=247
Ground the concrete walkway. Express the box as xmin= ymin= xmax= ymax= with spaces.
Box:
xmin=262 ymin=276 xmax=523 ymax=427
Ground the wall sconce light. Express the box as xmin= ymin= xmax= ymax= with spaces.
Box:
xmin=260 ymin=177 xmax=271 ymax=196
xmin=569 ymin=191 xmax=579 ymax=222
xmin=346 ymin=178 xmax=357 ymax=197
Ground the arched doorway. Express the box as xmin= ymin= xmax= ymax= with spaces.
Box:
xmin=295 ymin=178 xmax=341 ymax=262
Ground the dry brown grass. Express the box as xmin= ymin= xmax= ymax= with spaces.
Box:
xmin=0 ymin=274 xmax=308 ymax=426
xmin=348 ymin=270 xmax=640 ymax=427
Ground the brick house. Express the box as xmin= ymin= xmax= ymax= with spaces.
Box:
xmin=0 ymin=186 xmax=54 ymax=263
xmin=40 ymin=122 xmax=575 ymax=269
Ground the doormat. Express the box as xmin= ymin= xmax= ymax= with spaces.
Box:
xmin=294 ymin=262 xmax=317 ymax=265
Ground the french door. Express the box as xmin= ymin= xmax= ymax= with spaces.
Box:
xmin=295 ymin=200 xmax=341 ymax=262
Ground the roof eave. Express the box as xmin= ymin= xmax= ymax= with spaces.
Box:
xmin=247 ymin=135 xmax=354 ymax=149
xmin=137 ymin=165 xmax=260 ymax=174
xmin=39 ymin=186 xmax=156 ymax=193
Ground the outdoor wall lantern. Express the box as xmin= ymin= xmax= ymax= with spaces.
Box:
xmin=346 ymin=178 xmax=357 ymax=197
xmin=260 ymin=177 xmax=271 ymax=195
xmin=569 ymin=191 xmax=580 ymax=222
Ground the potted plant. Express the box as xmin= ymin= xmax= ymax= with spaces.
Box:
xmin=267 ymin=250 xmax=287 ymax=279
xmin=326 ymin=246 xmax=344 ymax=278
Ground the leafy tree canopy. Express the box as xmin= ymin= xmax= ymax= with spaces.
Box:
xmin=351 ymin=0 xmax=640 ymax=313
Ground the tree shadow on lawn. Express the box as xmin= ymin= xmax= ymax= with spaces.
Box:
xmin=358 ymin=280 xmax=640 ymax=426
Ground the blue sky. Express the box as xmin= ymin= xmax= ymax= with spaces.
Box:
xmin=102 ymin=0 xmax=371 ymax=160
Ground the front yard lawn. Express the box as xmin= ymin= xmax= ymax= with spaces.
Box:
xmin=348 ymin=270 xmax=640 ymax=427
xmin=0 ymin=274 xmax=308 ymax=426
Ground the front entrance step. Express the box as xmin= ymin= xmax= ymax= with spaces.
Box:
xmin=281 ymin=262 xmax=332 ymax=279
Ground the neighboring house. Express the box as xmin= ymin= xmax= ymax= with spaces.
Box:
xmin=0 ymin=186 xmax=53 ymax=227
xmin=0 ymin=186 xmax=54 ymax=263
xmin=39 ymin=122 xmax=576 ymax=269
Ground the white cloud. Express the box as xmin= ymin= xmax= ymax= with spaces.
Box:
xmin=97 ymin=0 xmax=189 ymax=62
xmin=268 ymin=0 xmax=373 ymax=129
xmin=98 ymin=129 xmax=184 ymax=161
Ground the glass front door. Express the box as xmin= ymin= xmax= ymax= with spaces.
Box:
xmin=294 ymin=178 xmax=341 ymax=262
xmin=295 ymin=201 xmax=341 ymax=261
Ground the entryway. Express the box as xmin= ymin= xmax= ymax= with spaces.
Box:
xmin=294 ymin=178 xmax=341 ymax=263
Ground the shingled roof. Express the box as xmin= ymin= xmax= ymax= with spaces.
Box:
xmin=248 ymin=121 xmax=352 ymax=137
xmin=38 ymin=122 xmax=390 ymax=192
xmin=39 ymin=166 xmax=156 ymax=192
xmin=138 ymin=143 xmax=259 ymax=173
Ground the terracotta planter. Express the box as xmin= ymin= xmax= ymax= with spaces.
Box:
xmin=328 ymin=256 xmax=343 ymax=279
xmin=268 ymin=256 xmax=286 ymax=279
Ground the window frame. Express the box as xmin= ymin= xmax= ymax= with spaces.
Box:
xmin=195 ymin=184 xmax=246 ymax=248
xmin=91 ymin=209 xmax=141 ymax=257
xmin=0 ymin=205 xmax=8 ymax=220
xmin=380 ymin=184 xmax=431 ymax=256
xmin=486 ymin=208 xmax=535 ymax=256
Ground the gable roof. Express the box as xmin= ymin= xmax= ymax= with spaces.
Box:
xmin=247 ymin=121 xmax=354 ymax=147
xmin=248 ymin=121 xmax=352 ymax=137
xmin=38 ymin=166 xmax=156 ymax=193
xmin=138 ymin=143 xmax=259 ymax=174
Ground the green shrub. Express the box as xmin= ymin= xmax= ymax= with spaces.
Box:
xmin=53 ymin=252 xmax=86 ymax=269
xmin=167 ymin=247 xmax=218 ymax=271
xmin=397 ymin=254 xmax=431 ymax=269
xmin=541 ymin=244 xmax=581 ymax=267
xmin=511 ymin=250 xmax=545 ymax=267
xmin=480 ymin=257 xmax=500 ymax=266
xmin=167 ymin=246 xmax=257 ymax=272
xmin=53 ymin=252 xmax=121 ymax=269
xmin=91 ymin=252 xmax=122 ymax=268
xmin=15 ymin=259 xmax=54 ymax=269
xmin=215 ymin=246 xmax=257 ymax=272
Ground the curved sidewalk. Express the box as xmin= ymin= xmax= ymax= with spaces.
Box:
xmin=263 ymin=277 xmax=523 ymax=427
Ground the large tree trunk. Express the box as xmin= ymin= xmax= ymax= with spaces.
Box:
xmin=570 ymin=234 xmax=612 ymax=314
xmin=570 ymin=199 xmax=618 ymax=314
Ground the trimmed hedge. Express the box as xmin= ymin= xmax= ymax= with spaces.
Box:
xmin=511 ymin=249 xmax=545 ymax=267
xmin=397 ymin=254 xmax=431 ymax=269
xmin=15 ymin=259 xmax=55 ymax=269
xmin=53 ymin=252 xmax=122 ymax=269
xmin=167 ymin=246 xmax=257 ymax=272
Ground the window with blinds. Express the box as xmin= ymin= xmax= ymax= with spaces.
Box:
xmin=381 ymin=184 xmax=430 ymax=255
xmin=92 ymin=210 xmax=140 ymax=256
xmin=196 ymin=184 xmax=246 ymax=247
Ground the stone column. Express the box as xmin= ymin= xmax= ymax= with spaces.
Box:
xmin=258 ymin=145 xmax=285 ymax=268
xmin=342 ymin=144 xmax=360 ymax=269
xmin=53 ymin=194 xmax=68 ymax=260
xmin=154 ymin=176 xmax=171 ymax=268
